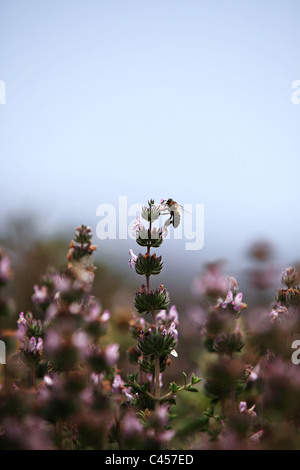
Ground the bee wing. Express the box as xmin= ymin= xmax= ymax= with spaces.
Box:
xmin=162 ymin=200 xmax=191 ymax=215
xmin=177 ymin=205 xmax=191 ymax=215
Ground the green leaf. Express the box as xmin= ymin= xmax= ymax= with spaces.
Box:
xmin=186 ymin=386 xmax=199 ymax=393
xmin=191 ymin=373 xmax=202 ymax=384
xmin=204 ymin=407 xmax=214 ymax=418
xmin=169 ymin=382 xmax=180 ymax=393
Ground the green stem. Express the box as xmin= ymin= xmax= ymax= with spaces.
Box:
xmin=229 ymin=352 xmax=236 ymax=413
xmin=145 ymin=381 xmax=196 ymax=402
xmin=147 ymin=202 xmax=161 ymax=411
xmin=154 ymin=355 xmax=160 ymax=411
xmin=30 ymin=367 xmax=36 ymax=388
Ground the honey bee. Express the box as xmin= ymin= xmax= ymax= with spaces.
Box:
xmin=162 ymin=198 xmax=185 ymax=228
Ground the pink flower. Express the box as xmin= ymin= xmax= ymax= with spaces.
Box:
xmin=36 ymin=338 xmax=43 ymax=353
xmin=239 ymin=401 xmax=256 ymax=418
xmin=104 ymin=343 xmax=119 ymax=367
xmin=156 ymin=305 xmax=179 ymax=329
xmin=52 ymin=274 xmax=72 ymax=293
xmin=29 ymin=337 xmax=37 ymax=353
xmin=221 ymin=290 xmax=233 ymax=308
xmin=112 ymin=374 xmax=124 ymax=392
xmin=169 ymin=305 xmax=179 ymax=324
xmin=146 ymin=373 xmax=163 ymax=388
xmin=191 ymin=264 xmax=230 ymax=298
xmin=17 ymin=312 xmax=27 ymax=328
xmin=159 ymin=198 xmax=165 ymax=207
xmin=100 ymin=310 xmax=110 ymax=323
xmin=132 ymin=216 xmax=142 ymax=236
xmin=129 ymin=249 xmax=138 ymax=269
xmin=87 ymin=296 xmax=101 ymax=319
xmin=17 ymin=312 xmax=28 ymax=346
xmin=122 ymin=412 xmax=143 ymax=436
xmin=168 ymin=321 xmax=178 ymax=339
xmin=27 ymin=336 xmax=43 ymax=354
xmin=32 ymin=285 xmax=48 ymax=304
xmin=156 ymin=405 xmax=169 ymax=427
xmin=268 ymin=304 xmax=288 ymax=324
xmin=239 ymin=401 xmax=248 ymax=413
xmin=232 ymin=292 xmax=244 ymax=311
xmin=247 ymin=364 xmax=260 ymax=382
xmin=157 ymin=429 xmax=175 ymax=444
xmin=250 ymin=430 xmax=263 ymax=444
xmin=69 ymin=302 xmax=82 ymax=314
xmin=0 ymin=255 xmax=13 ymax=283
xmin=157 ymin=310 xmax=168 ymax=323
xmin=72 ymin=331 xmax=89 ymax=350
xmin=123 ymin=388 xmax=134 ymax=401
xmin=219 ymin=290 xmax=247 ymax=312
xmin=91 ymin=372 xmax=104 ymax=385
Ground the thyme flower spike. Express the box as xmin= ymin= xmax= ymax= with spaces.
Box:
xmin=128 ymin=199 xmax=201 ymax=413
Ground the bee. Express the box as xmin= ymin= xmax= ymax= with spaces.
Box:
xmin=162 ymin=198 xmax=185 ymax=228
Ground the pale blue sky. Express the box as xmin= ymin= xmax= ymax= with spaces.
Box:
xmin=0 ymin=0 xmax=300 ymax=272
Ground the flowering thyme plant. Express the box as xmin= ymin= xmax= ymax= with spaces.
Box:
xmin=0 ymin=248 xmax=14 ymax=325
xmin=1 ymin=216 xmax=300 ymax=450
xmin=0 ymin=248 xmax=14 ymax=378
xmin=116 ymin=199 xmax=201 ymax=449
xmin=190 ymin=263 xmax=261 ymax=445
xmin=0 ymin=226 xmax=122 ymax=450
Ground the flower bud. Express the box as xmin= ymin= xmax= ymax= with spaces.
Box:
xmin=213 ymin=330 xmax=246 ymax=355
xmin=138 ymin=328 xmax=177 ymax=357
xmin=134 ymin=253 xmax=163 ymax=277
xmin=134 ymin=286 xmax=170 ymax=315
xmin=281 ymin=266 xmax=299 ymax=288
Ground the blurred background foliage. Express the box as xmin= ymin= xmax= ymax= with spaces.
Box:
xmin=1 ymin=213 xmax=299 ymax=393
xmin=1 ymin=215 xmax=300 ymax=449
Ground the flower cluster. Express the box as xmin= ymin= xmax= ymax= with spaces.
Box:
xmin=0 ymin=249 xmax=13 ymax=287
xmin=2 ymin=214 xmax=300 ymax=450
xmin=203 ymin=282 xmax=247 ymax=356
xmin=0 ymin=248 xmax=14 ymax=322
xmin=0 ymin=225 xmax=123 ymax=450
xmin=116 ymin=199 xmax=201 ymax=449
xmin=188 ymin=261 xmax=258 ymax=446
xmin=192 ymin=262 xmax=235 ymax=300
xmin=17 ymin=311 xmax=43 ymax=371
xmin=128 ymin=201 xmax=176 ymax=396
